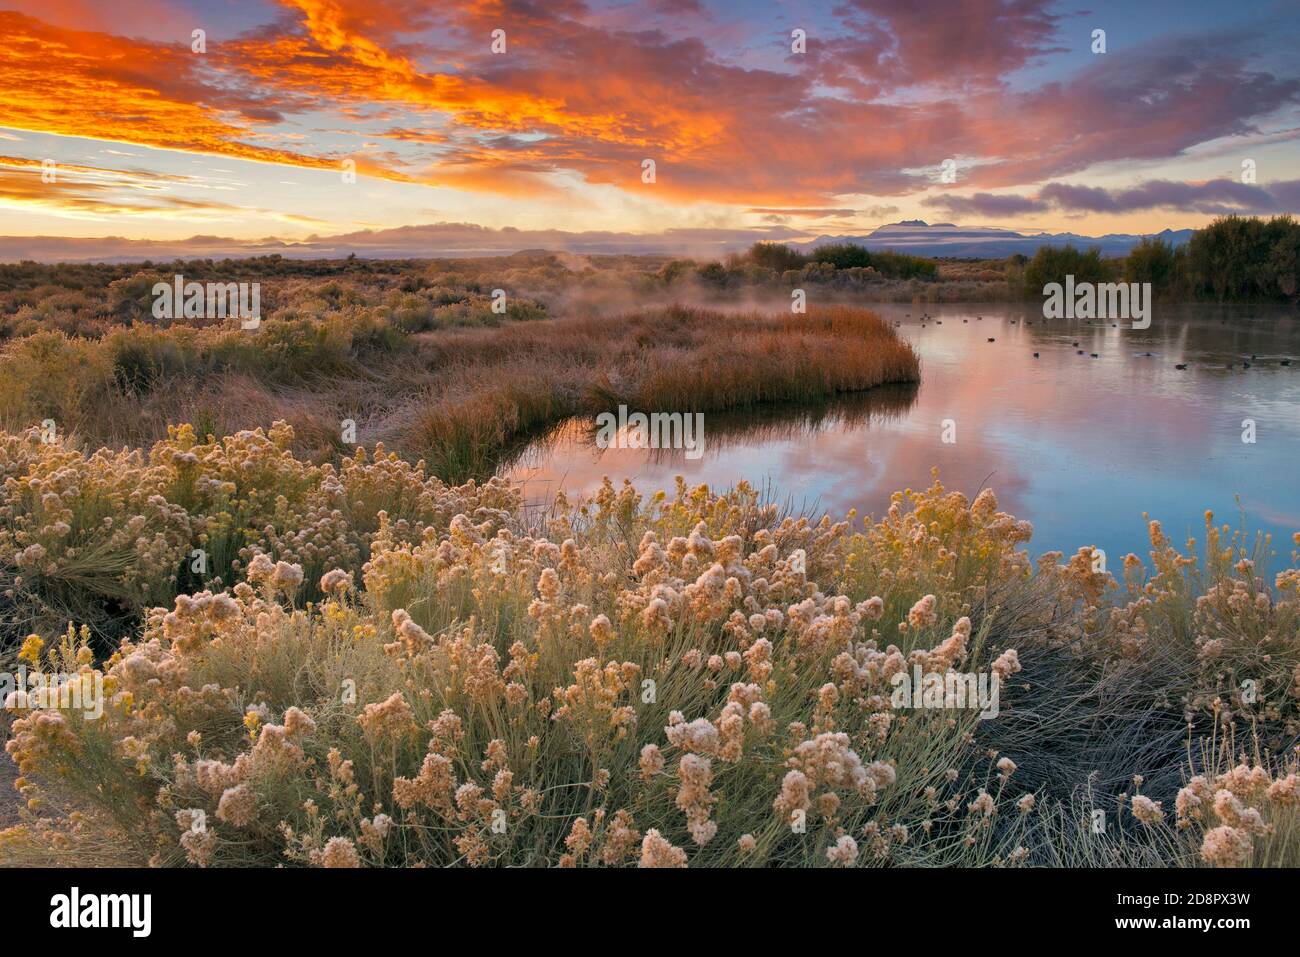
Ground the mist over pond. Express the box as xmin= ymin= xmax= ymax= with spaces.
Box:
xmin=505 ymin=302 xmax=1300 ymax=564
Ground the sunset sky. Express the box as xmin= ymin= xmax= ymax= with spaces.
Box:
xmin=1 ymin=0 xmax=1298 ymax=257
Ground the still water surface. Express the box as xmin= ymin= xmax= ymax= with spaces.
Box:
xmin=505 ymin=303 xmax=1300 ymax=563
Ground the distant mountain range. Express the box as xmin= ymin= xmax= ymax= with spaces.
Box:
xmin=0 ymin=220 xmax=1195 ymax=264
xmin=793 ymin=221 xmax=1194 ymax=259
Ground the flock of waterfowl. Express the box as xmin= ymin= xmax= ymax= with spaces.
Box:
xmin=894 ymin=312 xmax=1292 ymax=372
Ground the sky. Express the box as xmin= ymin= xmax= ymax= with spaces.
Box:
xmin=0 ymin=0 xmax=1298 ymax=258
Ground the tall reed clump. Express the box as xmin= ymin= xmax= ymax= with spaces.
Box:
xmin=0 ymin=299 xmax=916 ymax=479
xmin=405 ymin=305 xmax=919 ymax=482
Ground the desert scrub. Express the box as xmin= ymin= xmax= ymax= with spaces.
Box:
xmin=0 ymin=332 xmax=117 ymax=439
xmin=0 ymin=427 xmax=193 ymax=641
xmin=1080 ymin=515 xmax=1300 ymax=747
xmin=0 ymin=421 xmax=518 ymax=646
xmin=1 ymin=472 xmax=1061 ymax=868
xmin=1120 ymin=731 xmax=1300 ymax=867
xmin=838 ymin=476 xmax=1037 ymax=614
xmin=1 ymin=431 xmax=1296 ymax=868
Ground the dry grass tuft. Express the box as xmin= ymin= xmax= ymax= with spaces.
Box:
xmin=404 ymin=305 xmax=919 ymax=481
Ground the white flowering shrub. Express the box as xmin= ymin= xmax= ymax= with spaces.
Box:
xmin=1 ymin=421 xmax=519 ymax=644
xmin=2 ymin=432 xmax=1296 ymax=868
xmin=2 ymin=469 xmax=1052 ymax=867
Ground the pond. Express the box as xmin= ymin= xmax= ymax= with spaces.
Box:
xmin=504 ymin=302 xmax=1300 ymax=565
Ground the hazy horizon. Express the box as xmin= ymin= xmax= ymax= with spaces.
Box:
xmin=2 ymin=0 xmax=1298 ymax=259
xmin=0 ymin=216 xmax=1211 ymax=264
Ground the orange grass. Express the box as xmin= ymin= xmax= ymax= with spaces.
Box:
xmin=406 ymin=305 xmax=919 ymax=480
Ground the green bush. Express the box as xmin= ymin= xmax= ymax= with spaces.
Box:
xmin=1185 ymin=215 xmax=1300 ymax=302
xmin=812 ymin=242 xmax=874 ymax=270
xmin=745 ymin=242 xmax=807 ymax=272
xmin=1123 ymin=238 xmax=1186 ymax=297
xmin=1022 ymin=245 xmax=1111 ymax=297
xmin=869 ymin=249 xmax=939 ymax=280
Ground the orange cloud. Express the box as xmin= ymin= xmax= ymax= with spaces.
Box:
xmin=0 ymin=1 xmax=1295 ymax=214
xmin=0 ymin=12 xmax=343 ymax=172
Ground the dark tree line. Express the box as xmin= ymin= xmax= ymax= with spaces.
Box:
xmin=1019 ymin=216 xmax=1300 ymax=303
